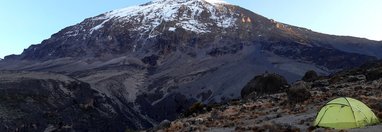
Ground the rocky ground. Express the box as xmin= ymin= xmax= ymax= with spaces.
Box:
xmin=153 ymin=62 xmax=382 ymax=132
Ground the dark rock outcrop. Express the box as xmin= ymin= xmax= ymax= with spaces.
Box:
xmin=0 ymin=71 xmax=151 ymax=131
xmin=287 ymin=81 xmax=311 ymax=103
xmin=142 ymin=54 xmax=159 ymax=66
xmin=302 ymin=70 xmax=318 ymax=82
xmin=241 ymin=73 xmax=289 ymax=99
xmin=366 ymin=69 xmax=382 ymax=81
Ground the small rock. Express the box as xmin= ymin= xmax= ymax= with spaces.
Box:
xmin=371 ymin=102 xmax=382 ymax=111
xmin=156 ymin=119 xmax=171 ymax=130
xmin=210 ymin=109 xmax=222 ymax=120
xmin=195 ymin=118 xmax=204 ymax=124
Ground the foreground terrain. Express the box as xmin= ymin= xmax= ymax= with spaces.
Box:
xmin=154 ymin=62 xmax=382 ymax=132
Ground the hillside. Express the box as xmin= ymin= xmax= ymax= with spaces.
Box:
xmin=155 ymin=61 xmax=382 ymax=131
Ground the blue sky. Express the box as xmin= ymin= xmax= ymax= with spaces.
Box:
xmin=1 ymin=0 xmax=381 ymax=59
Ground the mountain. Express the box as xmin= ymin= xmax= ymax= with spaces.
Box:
xmin=1 ymin=0 xmax=382 ymax=130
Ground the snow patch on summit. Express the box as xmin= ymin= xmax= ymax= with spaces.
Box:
xmin=204 ymin=0 xmax=228 ymax=4
xmin=169 ymin=27 xmax=176 ymax=32
xmin=90 ymin=19 xmax=110 ymax=34
xmin=90 ymin=0 xmax=237 ymax=36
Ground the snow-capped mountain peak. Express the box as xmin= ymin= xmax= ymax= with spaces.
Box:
xmin=90 ymin=0 xmax=236 ymax=36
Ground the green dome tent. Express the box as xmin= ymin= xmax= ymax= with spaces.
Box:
xmin=314 ymin=97 xmax=380 ymax=129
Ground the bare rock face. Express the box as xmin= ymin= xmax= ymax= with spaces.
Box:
xmin=241 ymin=73 xmax=289 ymax=99
xmin=287 ymin=81 xmax=311 ymax=103
xmin=0 ymin=71 xmax=151 ymax=131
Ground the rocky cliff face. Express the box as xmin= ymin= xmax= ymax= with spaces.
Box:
xmin=1 ymin=0 xmax=382 ymax=130
xmin=0 ymin=71 xmax=151 ymax=131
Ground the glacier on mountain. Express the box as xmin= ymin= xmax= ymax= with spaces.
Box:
xmin=90 ymin=0 xmax=236 ymax=35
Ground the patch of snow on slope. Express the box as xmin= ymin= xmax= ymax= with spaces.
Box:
xmin=64 ymin=31 xmax=79 ymax=37
xmin=169 ymin=27 xmax=176 ymax=31
xmin=177 ymin=20 xmax=210 ymax=33
xmin=89 ymin=19 xmax=110 ymax=34
xmin=91 ymin=0 xmax=237 ymax=35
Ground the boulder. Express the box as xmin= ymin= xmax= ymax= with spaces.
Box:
xmin=141 ymin=54 xmax=159 ymax=66
xmin=287 ymin=81 xmax=311 ymax=103
xmin=158 ymin=120 xmax=171 ymax=129
xmin=366 ymin=69 xmax=382 ymax=81
xmin=371 ymin=102 xmax=382 ymax=112
xmin=302 ymin=70 xmax=318 ymax=82
xmin=150 ymin=119 xmax=171 ymax=131
xmin=241 ymin=73 xmax=288 ymax=99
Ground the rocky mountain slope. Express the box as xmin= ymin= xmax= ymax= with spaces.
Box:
xmin=1 ymin=0 xmax=382 ymax=130
xmin=0 ymin=71 xmax=152 ymax=131
xmin=156 ymin=62 xmax=382 ymax=131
